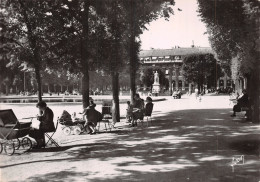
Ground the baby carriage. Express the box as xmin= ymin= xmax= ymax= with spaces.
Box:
xmin=0 ymin=109 xmax=33 ymax=155
xmin=58 ymin=110 xmax=86 ymax=135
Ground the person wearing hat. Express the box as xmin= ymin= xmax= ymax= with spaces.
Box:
xmin=29 ymin=101 xmax=55 ymax=148
xmin=82 ymin=101 xmax=102 ymax=134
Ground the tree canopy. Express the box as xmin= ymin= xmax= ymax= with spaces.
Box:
xmin=182 ymin=53 xmax=222 ymax=92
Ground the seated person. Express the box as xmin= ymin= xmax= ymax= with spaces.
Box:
xmin=83 ymin=102 xmax=102 ymax=134
xmin=126 ymin=101 xmax=133 ymax=123
xmin=144 ymin=97 xmax=154 ymax=117
xmin=29 ymin=101 xmax=55 ymax=148
xmin=132 ymin=94 xmax=144 ymax=127
xmin=231 ymin=90 xmax=249 ymax=117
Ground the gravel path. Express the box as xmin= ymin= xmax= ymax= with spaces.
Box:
xmin=0 ymin=95 xmax=259 ymax=182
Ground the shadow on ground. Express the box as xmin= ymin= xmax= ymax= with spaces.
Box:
xmin=4 ymin=108 xmax=260 ymax=182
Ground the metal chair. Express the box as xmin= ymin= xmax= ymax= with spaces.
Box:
xmin=45 ymin=121 xmax=59 ymax=147
xmin=143 ymin=103 xmax=154 ymax=126
xmin=97 ymin=106 xmax=113 ymax=132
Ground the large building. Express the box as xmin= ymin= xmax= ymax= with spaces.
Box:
xmin=139 ymin=47 xmax=231 ymax=93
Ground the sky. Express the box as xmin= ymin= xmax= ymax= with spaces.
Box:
xmin=140 ymin=0 xmax=211 ymax=50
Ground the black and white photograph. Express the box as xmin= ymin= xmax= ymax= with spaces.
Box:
xmin=0 ymin=0 xmax=259 ymax=181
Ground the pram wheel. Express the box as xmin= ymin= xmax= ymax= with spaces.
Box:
xmin=14 ymin=138 xmax=20 ymax=150
xmin=4 ymin=142 xmax=15 ymax=156
xmin=73 ymin=126 xmax=82 ymax=135
xmin=63 ymin=127 xmax=71 ymax=135
xmin=21 ymin=137 xmax=32 ymax=150
xmin=0 ymin=143 xmax=3 ymax=154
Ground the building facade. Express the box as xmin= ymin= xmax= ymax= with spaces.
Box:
xmin=138 ymin=47 xmax=233 ymax=93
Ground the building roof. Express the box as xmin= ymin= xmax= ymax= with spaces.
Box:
xmin=139 ymin=47 xmax=212 ymax=58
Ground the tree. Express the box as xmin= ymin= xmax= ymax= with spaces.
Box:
xmin=44 ymin=0 xmax=116 ymax=108
xmin=197 ymin=0 xmax=260 ymax=123
xmin=123 ymin=0 xmax=174 ymax=103
xmin=0 ymin=0 xmax=57 ymax=101
xmin=182 ymin=53 xmax=222 ymax=92
xmin=94 ymin=1 xmax=129 ymax=123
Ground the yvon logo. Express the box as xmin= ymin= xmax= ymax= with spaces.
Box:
xmin=231 ymin=155 xmax=244 ymax=166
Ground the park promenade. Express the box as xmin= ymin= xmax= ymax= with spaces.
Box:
xmin=0 ymin=95 xmax=259 ymax=182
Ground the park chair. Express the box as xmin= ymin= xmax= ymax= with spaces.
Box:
xmin=143 ymin=103 xmax=154 ymax=126
xmin=45 ymin=120 xmax=59 ymax=147
xmin=97 ymin=103 xmax=113 ymax=132
xmin=139 ymin=103 xmax=154 ymax=127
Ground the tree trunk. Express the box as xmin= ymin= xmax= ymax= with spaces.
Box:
xmin=35 ymin=66 xmax=42 ymax=101
xmin=129 ymin=32 xmax=137 ymax=104
xmin=82 ymin=70 xmax=90 ymax=108
xmin=5 ymin=85 xmax=9 ymax=96
xmin=129 ymin=1 xmax=137 ymax=104
xmin=251 ymin=68 xmax=260 ymax=123
xmin=112 ymin=72 xmax=120 ymax=123
xmin=175 ymin=67 xmax=179 ymax=90
xmin=130 ymin=62 xmax=136 ymax=104
xmin=19 ymin=0 xmax=42 ymax=102
xmin=80 ymin=0 xmax=90 ymax=109
xmin=169 ymin=68 xmax=173 ymax=95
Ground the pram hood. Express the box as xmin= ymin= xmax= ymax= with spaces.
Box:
xmin=0 ymin=110 xmax=32 ymax=140
xmin=60 ymin=110 xmax=72 ymax=120
xmin=0 ymin=109 xmax=18 ymax=127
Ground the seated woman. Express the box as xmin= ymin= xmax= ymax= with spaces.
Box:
xmin=144 ymin=97 xmax=154 ymax=117
xmin=231 ymin=90 xmax=249 ymax=117
xmin=29 ymin=101 xmax=55 ymax=149
xmin=132 ymin=94 xmax=144 ymax=127
xmin=83 ymin=101 xmax=102 ymax=134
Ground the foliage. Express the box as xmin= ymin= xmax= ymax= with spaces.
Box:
xmin=197 ymin=0 xmax=259 ymax=78
xmin=122 ymin=0 xmax=174 ymax=101
xmin=182 ymin=53 xmax=222 ymax=90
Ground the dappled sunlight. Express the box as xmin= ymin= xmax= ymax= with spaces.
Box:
xmin=198 ymin=155 xmax=226 ymax=161
xmin=205 ymin=118 xmax=225 ymax=121
xmin=1 ymin=97 xmax=259 ymax=182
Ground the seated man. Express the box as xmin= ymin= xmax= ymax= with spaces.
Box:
xmin=29 ymin=101 xmax=55 ymax=148
xmin=231 ymin=90 xmax=249 ymax=117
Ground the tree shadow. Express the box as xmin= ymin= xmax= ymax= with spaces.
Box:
xmin=3 ymin=108 xmax=260 ymax=182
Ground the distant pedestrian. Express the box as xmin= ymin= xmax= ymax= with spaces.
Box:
xmin=126 ymin=101 xmax=133 ymax=123
xmin=195 ymin=88 xmax=199 ymax=99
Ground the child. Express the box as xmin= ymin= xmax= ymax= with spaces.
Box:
xmin=126 ymin=101 xmax=133 ymax=123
